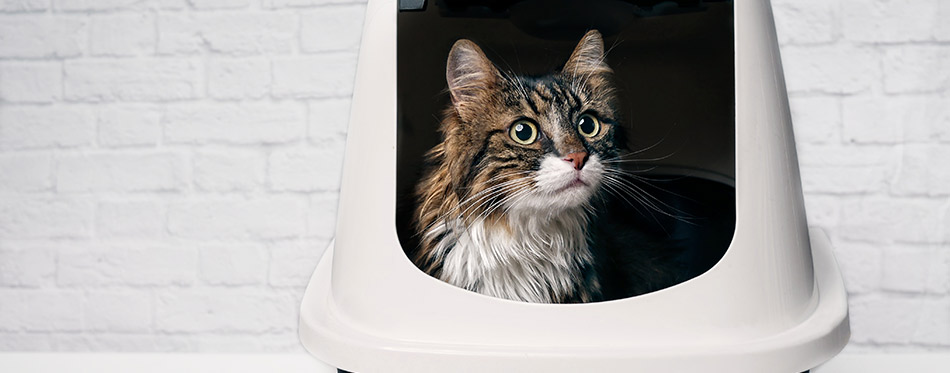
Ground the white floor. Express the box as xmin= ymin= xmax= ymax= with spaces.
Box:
xmin=0 ymin=353 xmax=947 ymax=372
xmin=0 ymin=354 xmax=335 ymax=373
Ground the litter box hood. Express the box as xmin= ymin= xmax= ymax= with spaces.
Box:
xmin=299 ymin=0 xmax=850 ymax=372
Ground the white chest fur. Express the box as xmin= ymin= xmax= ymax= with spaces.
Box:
xmin=431 ymin=208 xmax=595 ymax=303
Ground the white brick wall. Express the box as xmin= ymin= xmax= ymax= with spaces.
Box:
xmin=0 ymin=0 xmax=946 ymax=354
xmin=0 ymin=0 xmax=355 ymax=352
xmin=776 ymin=0 xmax=950 ymax=353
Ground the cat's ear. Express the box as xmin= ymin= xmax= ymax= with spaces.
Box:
xmin=446 ymin=39 xmax=499 ymax=120
xmin=563 ymin=30 xmax=612 ymax=79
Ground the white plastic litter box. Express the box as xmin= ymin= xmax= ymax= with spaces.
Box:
xmin=298 ymin=0 xmax=850 ymax=371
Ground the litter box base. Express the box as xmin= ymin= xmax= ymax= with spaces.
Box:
xmin=299 ymin=228 xmax=849 ymax=373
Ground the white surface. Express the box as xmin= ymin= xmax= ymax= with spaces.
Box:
xmin=1 ymin=353 xmax=949 ymax=372
xmin=817 ymin=354 xmax=950 ymax=372
xmin=299 ymin=0 xmax=848 ymax=372
xmin=0 ymin=354 xmax=336 ymax=373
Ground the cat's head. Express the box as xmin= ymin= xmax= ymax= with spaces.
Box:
xmin=438 ymin=30 xmax=624 ymax=219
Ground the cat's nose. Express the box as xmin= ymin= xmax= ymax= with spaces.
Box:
xmin=563 ymin=152 xmax=589 ymax=170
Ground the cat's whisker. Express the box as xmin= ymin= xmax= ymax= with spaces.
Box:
xmin=419 ymin=175 xmax=533 ymax=238
xmin=603 ymin=151 xmax=678 ymax=164
xmin=473 ymin=183 xmax=535 ymax=223
xmin=437 ymin=184 xmax=529 ymax=242
xmin=598 ymin=184 xmax=652 ymax=227
xmin=455 ymin=177 xmax=533 ymax=226
xmin=452 ymin=172 xmax=531 ymax=211
xmin=458 ymin=177 xmax=533 ymax=217
xmin=453 ymin=183 xmax=537 ymax=256
xmin=599 ymin=177 xmax=670 ymax=232
xmin=601 ymin=174 xmax=696 ymax=225
xmin=603 ymin=167 xmax=694 ymax=202
xmin=604 ymin=168 xmax=697 ymax=202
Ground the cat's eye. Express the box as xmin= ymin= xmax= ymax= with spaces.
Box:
xmin=577 ymin=114 xmax=600 ymax=138
xmin=509 ymin=120 xmax=538 ymax=145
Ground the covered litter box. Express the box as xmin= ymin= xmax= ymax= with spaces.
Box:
xmin=299 ymin=0 xmax=850 ymax=372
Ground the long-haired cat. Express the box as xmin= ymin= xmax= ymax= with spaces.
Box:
xmin=412 ymin=30 xmax=623 ymax=303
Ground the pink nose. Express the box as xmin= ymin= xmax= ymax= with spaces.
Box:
xmin=563 ymin=152 xmax=589 ymax=170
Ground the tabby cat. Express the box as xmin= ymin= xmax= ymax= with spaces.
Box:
xmin=412 ymin=30 xmax=632 ymax=303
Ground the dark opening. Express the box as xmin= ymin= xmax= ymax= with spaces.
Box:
xmin=395 ymin=0 xmax=736 ymax=301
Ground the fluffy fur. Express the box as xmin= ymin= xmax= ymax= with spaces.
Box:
xmin=412 ymin=30 xmax=622 ymax=303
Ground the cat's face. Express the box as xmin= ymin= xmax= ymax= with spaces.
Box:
xmin=441 ymin=30 xmax=623 ymax=219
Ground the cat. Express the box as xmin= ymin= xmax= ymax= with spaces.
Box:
xmin=411 ymin=30 xmax=626 ymax=303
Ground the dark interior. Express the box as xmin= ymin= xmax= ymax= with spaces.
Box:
xmin=395 ymin=0 xmax=736 ymax=300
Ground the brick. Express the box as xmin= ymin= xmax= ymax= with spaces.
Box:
xmin=883 ymin=45 xmax=950 ymax=94
xmin=189 ymin=0 xmax=249 ymax=9
xmin=797 ymin=144 xmax=897 ymax=194
xmin=193 ymin=150 xmax=266 ymax=192
xmin=268 ymin=147 xmax=344 ymax=192
xmin=939 ymin=1 xmax=950 ymax=41
xmin=82 ymin=290 xmax=152 ymax=332
xmin=841 ymin=0 xmax=938 ymax=43
xmin=0 ymin=0 xmax=48 ymax=12
xmin=58 ymin=245 xmax=196 ymax=287
xmin=192 ymin=335 xmax=262 ymax=352
xmin=64 ymin=59 xmax=201 ymax=102
xmin=268 ymin=240 xmax=324 ymax=287
xmin=97 ymin=201 xmax=165 ymax=239
xmin=0 ymin=16 xmax=85 ymax=58
xmin=0 ymin=62 xmax=62 ymax=103
xmin=0 ymin=333 xmax=51 ymax=351
xmin=56 ymin=152 xmax=187 ymax=192
xmin=841 ymin=96 xmax=899 ymax=144
xmin=307 ymin=193 xmax=338 ymax=239
xmin=155 ymin=289 xmax=297 ymax=332
xmin=308 ymin=98 xmax=351 ymax=142
xmin=98 ymin=105 xmax=163 ymax=147
xmin=772 ymin=0 xmax=838 ymax=45
xmin=843 ymin=96 xmax=950 ymax=144
xmin=158 ymin=13 xmax=297 ymax=55
xmin=913 ymin=299 xmax=950 ymax=346
xmin=0 ymin=153 xmax=51 ymax=192
xmin=850 ymin=296 xmax=950 ymax=346
xmin=199 ymin=244 xmax=268 ymax=285
xmin=0 ymin=289 xmax=83 ymax=332
xmin=849 ymin=295 xmax=921 ymax=344
xmin=90 ymin=14 xmax=156 ymax=56
xmin=192 ymin=334 xmax=265 ymax=352
xmin=189 ymin=332 xmax=305 ymax=352
xmin=833 ymin=242 xmax=882 ymax=294
xmin=802 ymin=194 xmax=838 ymax=228
xmin=0 ymin=198 xmax=93 ymax=239
xmin=164 ymin=102 xmax=306 ymax=145
xmin=301 ymin=5 xmax=366 ymax=53
xmin=839 ymin=197 xmax=943 ymax=244
xmin=0 ymin=248 xmax=55 ymax=287
xmin=894 ymin=144 xmax=950 ymax=196
xmin=207 ymin=58 xmax=270 ymax=99
xmin=51 ymin=334 xmax=192 ymax=352
xmin=258 ymin=333 xmax=307 ymax=352
xmin=272 ymin=54 xmax=358 ymax=98
xmin=0 ymin=106 xmax=95 ymax=150
xmin=53 ymin=0 xmax=186 ymax=11
xmin=782 ymin=45 xmax=880 ymax=94
xmin=263 ymin=0 xmax=364 ymax=8
xmin=881 ymin=245 xmax=950 ymax=294
xmin=789 ymin=96 xmax=839 ymax=144
xmin=167 ymin=197 xmax=307 ymax=240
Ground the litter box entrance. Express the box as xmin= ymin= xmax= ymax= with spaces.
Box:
xmin=395 ymin=0 xmax=736 ymax=302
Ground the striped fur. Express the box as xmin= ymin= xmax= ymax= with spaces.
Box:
xmin=413 ymin=30 xmax=623 ymax=303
